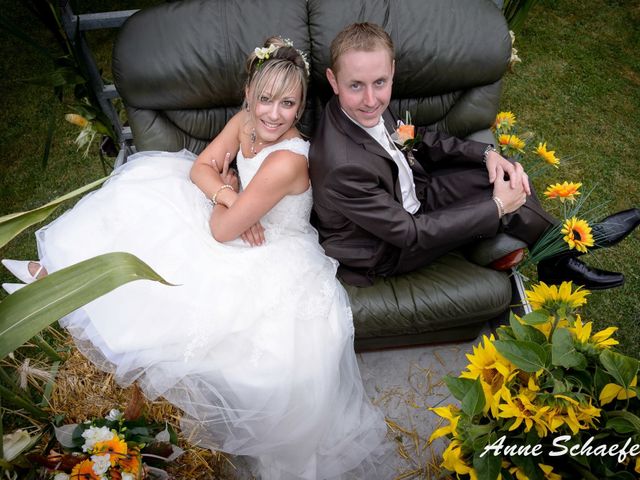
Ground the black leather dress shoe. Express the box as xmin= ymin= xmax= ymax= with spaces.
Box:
xmin=592 ymin=208 xmax=640 ymax=249
xmin=538 ymin=256 xmax=624 ymax=290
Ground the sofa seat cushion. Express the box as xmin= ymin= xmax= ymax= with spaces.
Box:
xmin=344 ymin=252 xmax=511 ymax=349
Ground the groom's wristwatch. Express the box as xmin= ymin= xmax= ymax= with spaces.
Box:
xmin=483 ymin=145 xmax=498 ymax=164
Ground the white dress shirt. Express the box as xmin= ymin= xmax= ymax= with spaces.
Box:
xmin=343 ymin=111 xmax=421 ymax=214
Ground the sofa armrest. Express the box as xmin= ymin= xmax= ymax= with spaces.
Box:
xmin=465 ymin=233 xmax=527 ymax=267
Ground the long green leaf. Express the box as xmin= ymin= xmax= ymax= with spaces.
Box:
xmin=0 ymin=252 xmax=172 ymax=359
xmin=0 ymin=176 xmax=107 ymax=249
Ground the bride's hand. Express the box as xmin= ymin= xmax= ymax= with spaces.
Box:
xmin=241 ymin=222 xmax=265 ymax=246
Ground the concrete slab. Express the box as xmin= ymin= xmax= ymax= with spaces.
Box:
xmin=357 ymin=324 xmax=494 ymax=479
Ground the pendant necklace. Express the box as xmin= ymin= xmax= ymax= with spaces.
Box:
xmin=250 ymin=128 xmax=264 ymax=155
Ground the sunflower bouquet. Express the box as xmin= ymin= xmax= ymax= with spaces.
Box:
xmin=491 ymin=111 xmax=610 ymax=267
xmin=31 ymin=408 xmax=182 ymax=479
xmin=429 ymin=281 xmax=640 ymax=479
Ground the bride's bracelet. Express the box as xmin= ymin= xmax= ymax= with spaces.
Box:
xmin=492 ymin=196 xmax=505 ymax=218
xmin=212 ymin=184 xmax=234 ymax=206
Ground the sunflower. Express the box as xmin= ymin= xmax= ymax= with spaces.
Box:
xmin=70 ymin=459 xmax=101 ymax=480
xmin=544 ymin=181 xmax=582 ymax=202
xmin=497 ymin=389 xmax=551 ymax=438
xmin=567 ymin=316 xmax=619 ymax=349
xmin=460 ymin=334 xmax=518 ymax=416
xmin=550 ymin=395 xmax=601 ymax=434
xmin=93 ymin=437 xmax=128 ymax=466
xmin=534 ymin=142 xmax=560 ymax=167
xmin=561 ymin=217 xmax=594 ymax=253
xmin=428 ymin=405 xmax=461 ymax=443
xmin=538 ymin=464 xmax=563 ymax=480
xmin=498 ymin=133 xmax=526 ymax=152
xmin=493 ymin=111 xmax=517 ymax=131
xmin=600 ymin=376 xmax=638 ymax=405
xmin=441 ymin=439 xmax=478 ymax=480
xmin=526 ymin=281 xmax=590 ymax=314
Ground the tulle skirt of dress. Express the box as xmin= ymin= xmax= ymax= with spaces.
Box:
xmin=35 ymin=150 xmax=394 ymax=479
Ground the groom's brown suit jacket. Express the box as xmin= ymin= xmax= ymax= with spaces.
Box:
xmin=309 ymin=96 xmax=508 ymax=286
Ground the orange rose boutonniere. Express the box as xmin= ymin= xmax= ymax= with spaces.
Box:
xmin=391 ymin=111 xmax=422 ymax=165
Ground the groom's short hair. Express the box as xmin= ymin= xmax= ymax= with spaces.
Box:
xmin=329 ymin=22 xmax=395 ymax=73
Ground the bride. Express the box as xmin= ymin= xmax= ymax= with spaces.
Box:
xmin=2 ymin=37 xmax=392 ymax=479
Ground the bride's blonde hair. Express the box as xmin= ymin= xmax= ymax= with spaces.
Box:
xmin=244 ymin=36 xmax=309 ymax=123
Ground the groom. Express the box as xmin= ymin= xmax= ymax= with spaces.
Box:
xmin=309 ymin=22 xmax=639 ymax=288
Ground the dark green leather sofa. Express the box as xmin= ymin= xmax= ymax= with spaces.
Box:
xmin=112 ymin=0 xmax=526 ymax=351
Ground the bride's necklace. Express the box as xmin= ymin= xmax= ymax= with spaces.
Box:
xmin=250 ymin=128 xmax=271 ymax=156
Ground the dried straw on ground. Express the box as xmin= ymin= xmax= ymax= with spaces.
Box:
xmin=48 ymin=346 xmax=238 ymax=479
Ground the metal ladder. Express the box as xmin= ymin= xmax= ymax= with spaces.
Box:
xmin=58 ymin=1 xmax=138 ymax=166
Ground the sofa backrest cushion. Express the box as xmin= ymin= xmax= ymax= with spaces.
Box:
xmin=112 ymin=0 xmax=311 ymax=153
xmin=113 ymin=0 xmax=510 ymax=154
xmin=308 ymin=0 xmax=511 ymax=137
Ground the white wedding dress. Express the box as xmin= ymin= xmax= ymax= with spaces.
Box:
xmin=35 ymin=138 xmax=393 ymax=479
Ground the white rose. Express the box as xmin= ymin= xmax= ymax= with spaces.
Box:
xmin=81 ymin=426 xmax=114 ymax=452
xmin=91 ymin=454 xmax=111 ymax=475
xmin=105 ymin=409 xmax=123 ymax=422
xmin=53 ymin=474 xmax=70 ymax=480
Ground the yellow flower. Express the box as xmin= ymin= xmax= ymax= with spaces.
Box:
xmin=498 ymin=134 xmax=526 ymax=152
xmin=550 ymin=395 xmax=601 ymax=434
xmin=65 ymin=113 xmax=89 ymax=128
xmin=590 ymin=325 xmax=619 ymax=349
xmin=526 ymin=281 xmax=590 ymax=314
xmin=493 ymin=111 xmax=517 ymax=131
xmin=93 ymin=436 xmax=128 ymax=465
xmin=567 ymin=316 xmax=619 ymax=349
xmin=544 ymin=182 xmax=582 ymax=203
xmin=635 ymin=456 xmax=640 ymax=474
xmin=460 ymin=334 xmax=517 ymax=416
xmin=561 ymin=217 xmax=594 ymax=253
xmin=441 ymin=439 xmax=478 ymax=480
xmin=599 ymin=376 xmax=638 ymax=405
xmin=509 ymin=464 xmax=531 ymax=480
xmin=498 ymin=389 xmax=551 ymax=437
xmin=539 ymin=463 xmax=563 ymax=480
xmin=70 ymin=459 xmax=101 ymax=480
xmin=428 ymin=405 xmax=460 ymax=443
xmin=534 ymin=142 xmax=560 ymax=167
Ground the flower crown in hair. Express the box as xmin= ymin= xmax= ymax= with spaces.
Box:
xmin=254 ymin=38 xmax=310 ymax=76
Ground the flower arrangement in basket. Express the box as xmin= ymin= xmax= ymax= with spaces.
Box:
xmin=29 ymin=407 xmax=182 ymax=479
xmin=429 ymin=281 xmax=640 ymax=479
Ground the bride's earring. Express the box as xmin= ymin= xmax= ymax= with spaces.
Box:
xmin=244 ymin=100 xmax=249 ymax=112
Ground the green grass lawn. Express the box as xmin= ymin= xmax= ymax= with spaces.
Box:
xmin=0 ymin=0 xmax=638 ymax=371
xmin=500 ymin=0 xmax=640 ymax=357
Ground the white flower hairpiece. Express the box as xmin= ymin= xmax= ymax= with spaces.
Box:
xmin=254 ymin=39 xmax=310 ymax=76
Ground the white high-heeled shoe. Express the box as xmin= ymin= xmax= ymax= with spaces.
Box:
xmin=2 ymin=283 xmax=26 ymax=294
xmin=1 ymin=259 xmax=43 ymax=284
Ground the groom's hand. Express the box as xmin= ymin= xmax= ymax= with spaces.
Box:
xmin=485 ymin=150 xmax=531 ymax=196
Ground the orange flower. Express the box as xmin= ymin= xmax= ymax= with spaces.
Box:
xmin=70 ymin=459 xmax=101 ymax=480
xmin=93 ymin=437 xmax=128 ymax=465
xmin=534 ymin=142 xmax=560 ymax=167
xmin=118 ymin=447 xmax=142 ymax=474
xmin=561 ymin=217 xmax=594 ymax=253
xmin=544 ymin=181 xmax=582 ymax=202
xmin=498 ymin=134 xmax=525 ymax=152
xmin=396 ymin=124 xmax=415 ymax=143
